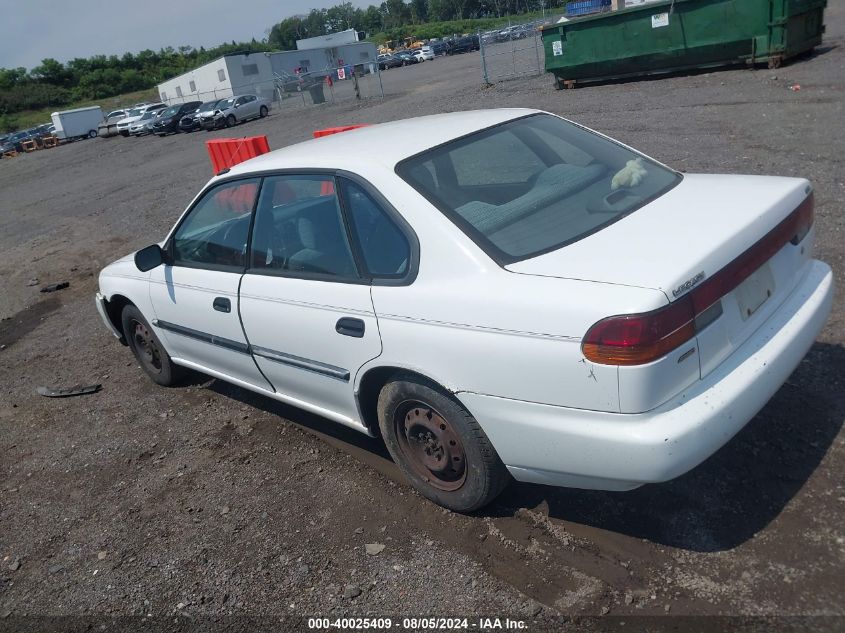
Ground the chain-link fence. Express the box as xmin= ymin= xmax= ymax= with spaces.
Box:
xmin=274 ymin=64 xmax=385 ymax=113
xmin=479 ymin=16 xmax=564 ymax=84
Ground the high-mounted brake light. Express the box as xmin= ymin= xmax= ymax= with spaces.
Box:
xmin=582 ymin=194 xmax=814 ymax=366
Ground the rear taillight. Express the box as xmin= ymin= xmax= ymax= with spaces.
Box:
xmin=582 ymin=297 xmax=695 ymax=366
xmin=790 ymin=194 xmax=814 ymax=246
xmin=582 ymin=193 xmax=814 ymax=366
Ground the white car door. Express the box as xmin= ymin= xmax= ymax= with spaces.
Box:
xmin=239 ymin=174 xmax=414 ymax=426
xmin=148 ymin=178 xmax=272 ymax=391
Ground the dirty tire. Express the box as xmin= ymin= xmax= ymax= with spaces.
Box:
xmin=377 ymin=375 xmax=510 ymax=512
xmin=259 ymin=105 xmax=268 ymax=118
xmin=121 ymin=304 xmax=182 ymax=387
xmin=226 ymin=114 xmax=236 ymax=127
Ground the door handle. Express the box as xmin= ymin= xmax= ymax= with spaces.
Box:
xmin=336 ymin=317 xmax=365 ymax=338
xmin=213 ymin=297 xmax=231 ymax=313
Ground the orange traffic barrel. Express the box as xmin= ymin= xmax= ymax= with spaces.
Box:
xmin=313 ymin=125 xmax=369 ymax=138
xmin=205 ymin=136 xmax=270 ymax=175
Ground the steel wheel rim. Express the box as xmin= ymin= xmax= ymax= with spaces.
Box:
xmin=395 ymin=400 xmax=467 ymax=492
xmin=131 ymin=319 xmax=162 ymax=374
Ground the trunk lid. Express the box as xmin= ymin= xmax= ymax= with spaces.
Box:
xmin=508 ymin=173 xmax=814 ymax=382
xmin=507 ymin=174 xmax=809 ymax=295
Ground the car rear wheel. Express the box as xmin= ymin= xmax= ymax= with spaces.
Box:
xmin=259 ymin=105 xmax=268 ymax=117
xmin=226 ymin=114 xmax=236 ymax=127
xmin=121 ymin=305 xmax=182 ymax=387
xmin=377 ymin=375 xmax=510 ymax=512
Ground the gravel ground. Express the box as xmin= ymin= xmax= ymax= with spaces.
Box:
xmin=1 ymin=6 xmax=844 ymax=633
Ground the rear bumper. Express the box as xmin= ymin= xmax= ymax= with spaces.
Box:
xmin=460 ymin=260 xmax=834 ymax=491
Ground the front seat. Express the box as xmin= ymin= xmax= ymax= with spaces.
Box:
xmin=288 ymin=200 xmax=357 ymax=277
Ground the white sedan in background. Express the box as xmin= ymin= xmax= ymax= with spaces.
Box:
xmin=96 ymin=109 xmax=833 ymax=512
xmin=115 ymin=102 xmax=166 ymax=136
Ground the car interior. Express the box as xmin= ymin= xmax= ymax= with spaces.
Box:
xmin=250 ymin=179 xmax=357 ymax=277
xmin=400 ymin=115 xmax=679 ymax=260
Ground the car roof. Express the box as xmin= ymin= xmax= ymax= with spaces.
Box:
xmin=224 ymin=109 xmax=540 ymax=177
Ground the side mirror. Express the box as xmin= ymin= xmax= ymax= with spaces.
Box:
xmin=134 ymin=244 xmax=165 ymax=272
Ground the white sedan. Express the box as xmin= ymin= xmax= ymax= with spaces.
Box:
xmin=96 ymin=109 xmax=834 ymax=512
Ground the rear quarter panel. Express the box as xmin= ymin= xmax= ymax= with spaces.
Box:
xmin=354 ymin=165 xmax=669 ymax=414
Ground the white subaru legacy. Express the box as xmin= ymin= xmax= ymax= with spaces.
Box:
xmin=96 ymin=109 xmax=833 ymax=512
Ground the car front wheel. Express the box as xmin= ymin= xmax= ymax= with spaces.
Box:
xmin=259 ymin=105 xmax=268 ymax=117
xmin=226 ymin=114 xmax=236 ymax=127
xmin=121 ymin=304 xmax=182 ymax=387
xmin=377 ymin=375 xmax=510 ymax=512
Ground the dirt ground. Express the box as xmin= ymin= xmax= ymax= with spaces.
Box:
xmin=1 ymin=6 xmax=844 ymax=633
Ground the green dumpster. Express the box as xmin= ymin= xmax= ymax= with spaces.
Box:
xmin=542 ymin=0 xmax=827 ymax=87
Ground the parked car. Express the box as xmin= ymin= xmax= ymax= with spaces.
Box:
xmin=116 ymin=103 xmax=166 ymax=137
xmin=0 ymin=133 xmax=19 ymax=155
xmin=179 ymin=100 xmax=224 ymax=133
xmin=95 ymin=109 xmax=833 ymax=513
xmin=32 ymin=123 xmax=55 ymax=139
xmin=428 ymin=41 xmax=451 ymax=56
xmin=151 ymin=101 xmax=203 ymax=136
xmin=377 ymin=54 xmax=403 ymax=70
xmin=106 ymin=109 xmax=129 ymax=122
xmin=128 ymin=109 xmax=161 ymax=136
xmin=199 ymin=94 xmax=270 ymax=131
xmin=448 ymin=35 xmax=480 ymax=54
xmin=3 ymin=129 xmax=36 ymax=152
xmin=413 ymin=47 xmax=433 ymax=62
xmin=276 ymin=69 xmax=323 ymax=93
xmin=393 ymin=51 xmax=420 ymax=66
xmin=496 ymin=25 xmax=531 ymax=42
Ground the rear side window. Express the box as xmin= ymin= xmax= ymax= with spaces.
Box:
xmin=340 ymin=179 xmax=410 ymax=278
xmin=249 ymin=175 xmax=358 ymax=279
xmin=397 ymin=113 xmax=680 ymax=264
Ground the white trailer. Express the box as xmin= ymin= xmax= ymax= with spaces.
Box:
xmin=51 ymin=106 xmax=104 ymax=140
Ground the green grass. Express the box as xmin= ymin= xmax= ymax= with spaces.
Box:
xmin=3 ymin=87 xmax=160 ymax=131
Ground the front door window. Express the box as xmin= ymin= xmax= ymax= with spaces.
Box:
xmin=171 ymin=178 xmax=260 ymax=270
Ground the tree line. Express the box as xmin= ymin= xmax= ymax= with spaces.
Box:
xmin=268 ymin=1 xmax=564 ymax=49
xmin=1 ymin=0 xmax=564 ymax=129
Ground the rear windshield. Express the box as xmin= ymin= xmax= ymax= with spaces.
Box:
xmin=396 ymin=113 xmax=680 ymax=264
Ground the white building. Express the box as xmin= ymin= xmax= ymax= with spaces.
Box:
xmin=296 ymin=28 xmax=361 ymax=51
xmin=157 ymin=53 xmax=275 ymax=105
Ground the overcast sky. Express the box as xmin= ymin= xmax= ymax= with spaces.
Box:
xmin=0 ymin=0 xmax=370 ymax=70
